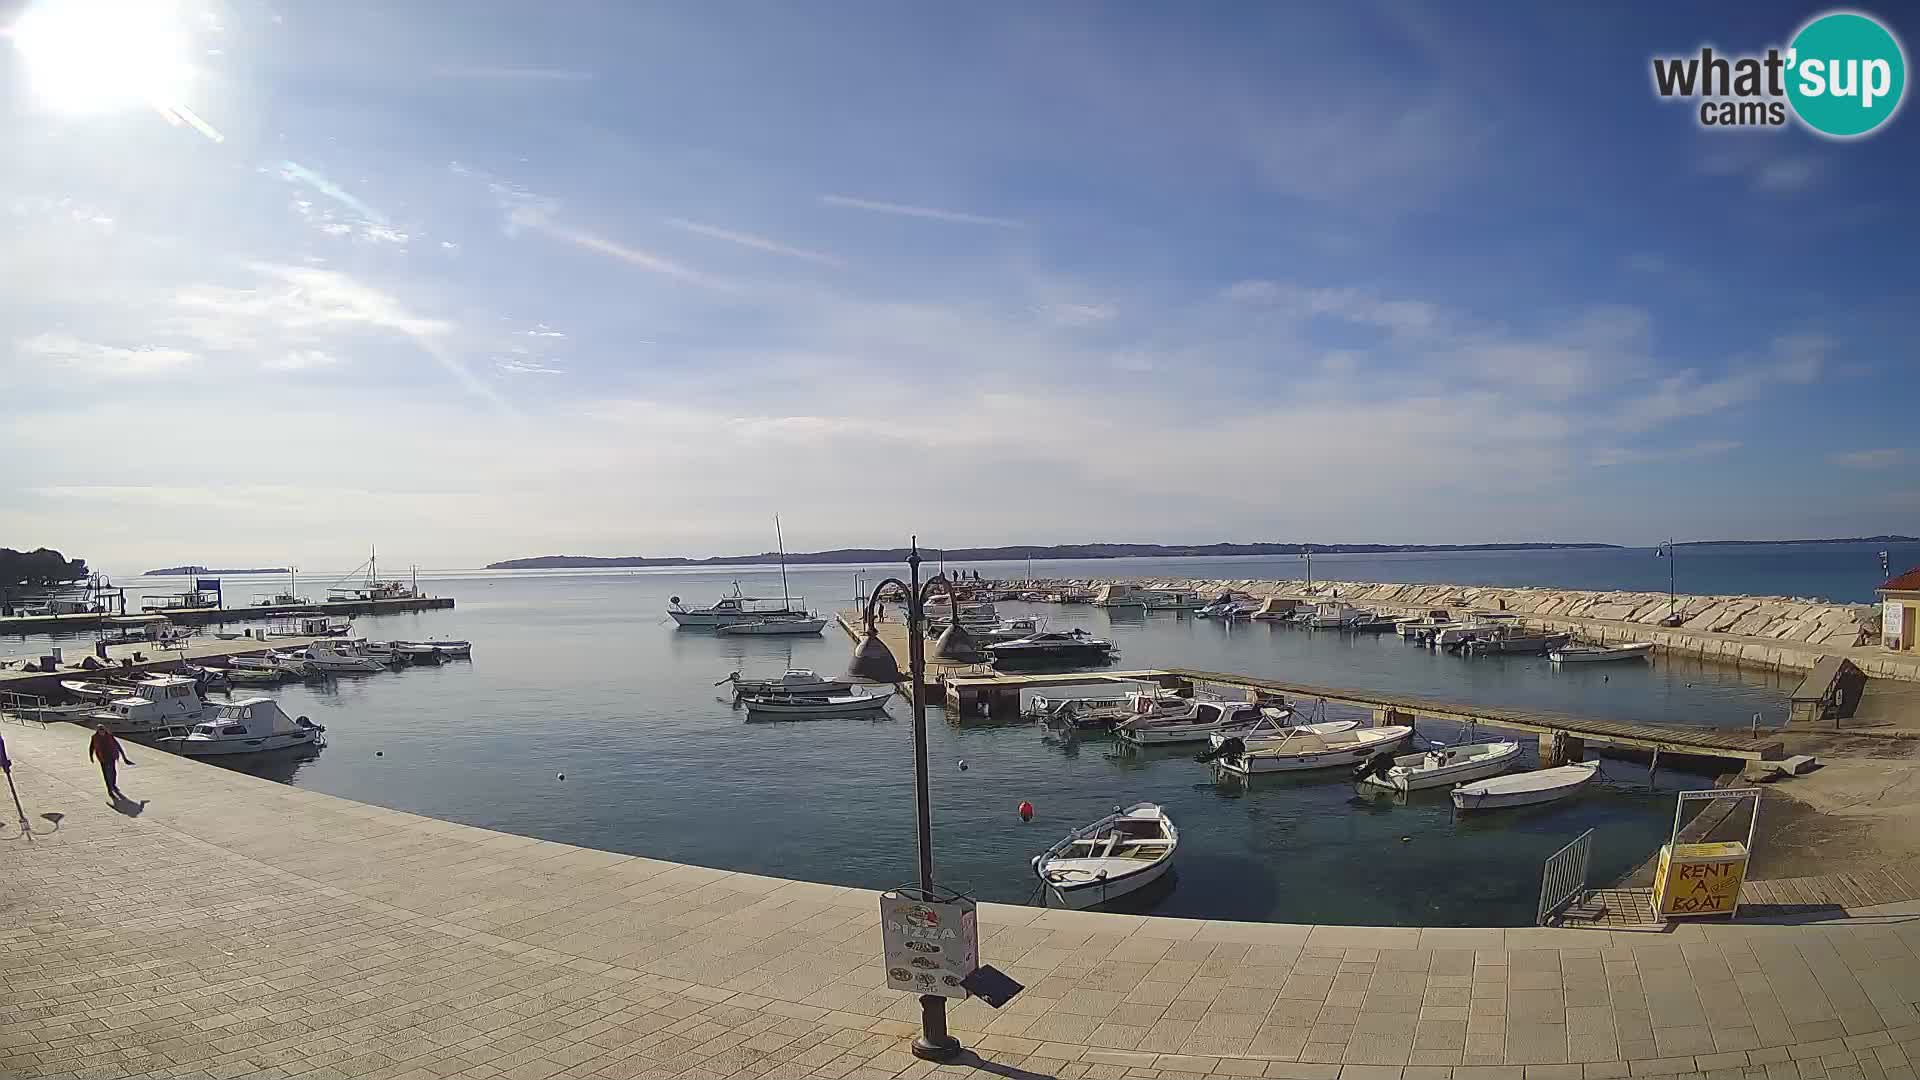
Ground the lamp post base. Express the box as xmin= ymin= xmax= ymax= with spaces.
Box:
xmin=912 ymin=994 xmax=963 ymax=1061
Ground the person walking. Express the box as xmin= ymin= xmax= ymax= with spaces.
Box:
xmin=87 ymin=723 xmax=131 ymax=799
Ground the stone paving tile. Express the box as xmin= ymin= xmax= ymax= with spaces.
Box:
xmin=2 ymin=720 xmax=1916 ymax=1080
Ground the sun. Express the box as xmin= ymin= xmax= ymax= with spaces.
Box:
xmin=8 ymin=0 xmax=200 ymax=124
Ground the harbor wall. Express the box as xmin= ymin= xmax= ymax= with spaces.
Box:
xmin=0 ymin=595 xmax=453 ymax=635
xmin=1095 ymin=576 xmax=1920 ymax=680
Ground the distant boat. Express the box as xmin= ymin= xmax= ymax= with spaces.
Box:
xmin=1452 ymin=760 xmax=1600 ymax=810
xmin=1549 ymin=643 xmax=1655 ymax=664
xmin=1308 ymin=603 xmax=1359 ymax=629
xmin=1465 ymin=628 xmax=1572 ymax=656
xmin=1032 ymin=803 xmax=1177 ymax=910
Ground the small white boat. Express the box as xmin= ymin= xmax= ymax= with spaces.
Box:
xmin=975 ymin=617 xmax=1044 ymax=643
xmin=61 ymin=679 xmax=136 ymax=701
xmin=86 ymin=675 xmax=216 ymax=735
xmin=722 ymin=669 xmax=853 ymax=697
xmin=669 ymin=583 xmax=808 ymax=627
xmin=1205 ymin=710 xmax=1359 ymax=752
xmin=1356 ymin=740 xmax=1525 ymax=792
xmin=1549 ymin=643 xmax=1655 ymax=664
xmin=1032 ymin=803 xmax=1177 ymax=910
xmin=1116 ymin=699 xmax=1263 ymax=746
xmin=1216 ymin=724 xmax=1415 ymax=774
xmin=158 ymin=698 xmax=326 ymax=757
xmin=304 ymin=639 xmax=386 ymax=673
xmin=1452 ymin=760 xmax=1600 ymax=810
xmin=1308 ymin=603 xmax=1358 ymax=629
xmin=714 ymin=616 xmax=827 ymax=636
xmin=742 ymin=690 xmax=894 ymax=717
xmin=231 ymin=651 xmax=315 ymax=676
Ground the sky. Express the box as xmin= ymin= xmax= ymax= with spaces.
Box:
xmin=1 ymin=0 xmax=1916 ymax=573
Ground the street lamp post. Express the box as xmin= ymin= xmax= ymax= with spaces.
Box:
xmin=846 ymin=539 xmax=982 ymax=1062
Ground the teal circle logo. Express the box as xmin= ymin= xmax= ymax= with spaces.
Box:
xmin=1787 ymin=11 xmax=1907 ymax=137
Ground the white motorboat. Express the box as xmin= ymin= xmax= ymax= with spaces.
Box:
xmin=1395 ymin=610 xmax=1452 ymax=638
xmin=1356 ymin=740 xmax=1525 ymax=792
xmin=1032 ymin=803 xmax=1177 ymax=910
xmin=1452 ymin=760 xmax=1600 ymax=810
xmin=1549 ymin=643 xmax=1655 ymax=664
xmin=1250 ymin=598 xmax=1302 ymax=621
xmin=364 ymin=641 xmax=405 ymax=664
xmin=1308 ymin=602 xmax=1359 ymax=629
xmin=1433 ymin=613 xmax=1520 ymax=650
xmin=1142 ymin=590 xmax=1203 ymax=611
xmin=1092 ymin=585 xmax=1149 ymax=608
xmin=985 ymin=629 xmax=1115 ymax=668
xmin=1465 ymin=629 xmax=1572 ymax=656
xmin=1347 ymin=612 xmax=1400 ymax=633
xmin=230 ymin=651 xmax=317 ymax=676
xmin=61 ymin=678 xmax=137 ymax=701
xmin=1215 ymin=724 xmax=1415 ymax=774
xmin=974 ymin=617 xmax=1043 ymax=643
xmin=668 ymin=583 xmax=808 ymax=628
xmin=394 ymin=639 xmax=469 ymax=658
xmin=304 ymin=639 xmax=386 ymax=673
xmin=86 ymin=675 xmax=216 ymax=735
xmin=1116 ymin=699 xmax=1263 ymax=746
xmin=722 ymin=669 xmax=853 ymax=697
xmin=714 ymin=616 xmax=827 ymax=636
xmin=742 ymin=689 xmax=894 ymax=718
xmin=158 ymin=698 xmax=326 ymax=757
xmin=1204 ymin=710 xmax=1359 ymax=752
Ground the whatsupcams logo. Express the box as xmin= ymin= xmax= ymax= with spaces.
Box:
xmin=1651 ymin=10 xmax=1906 ymax=137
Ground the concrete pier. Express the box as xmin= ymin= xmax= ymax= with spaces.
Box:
xmin=0 ymin=595 xmax=454 ymax=636
xmin=2 ymin=720 xmax=1916 ymax=1079
xmin=0 ymin=636 xmax=322 ymax=698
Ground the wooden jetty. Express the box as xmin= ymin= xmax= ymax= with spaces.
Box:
xmin=0 ymin=595 xmax=452 ymax=635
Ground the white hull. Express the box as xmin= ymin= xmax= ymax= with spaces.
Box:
xmin=743 ymin=691 xmax=894 ymax=717
xmin=306 ymin=656 xmax=385 ymax=673
xmin=1042 ymin=854 xmax=1171 ymax=909
xmin=1220 ymin=725 xmax=1414 ymax=774
xmin=1549 ymin=643 xmax=1654 ymax=663
xmin=1210 ymin=719 xmax=1359 ymax=752
xmin=727 ymin=670 xmax=852 ymax=697
xmin=1452 ymin=760 xmax=1599 ymax=809
xmin=1117 ymin=701 xmax=1262 ymax=746
xmin=167 ymin=730 xmax=321 ymax=756
xmin=714 ymin=618 xmax=827 ymax=635
xmin=1360 ymin=740 xmax=1524 ymax=792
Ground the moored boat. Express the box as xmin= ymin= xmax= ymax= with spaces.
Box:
xmin=303 ymin=639 xmax=386 ymax=673
xmin=985 ymin=629 xmax=1114 ymax=669
xmin=1032 ymin=803 xmax=1177 ymax=910
xmin=668 ymin=583 xmax=808 ymax=628
xmin=1355 ymin=740 xmax=1525 ymax=792
xmin=741 ymin=689 xmax=894 ymax=717
xmin=722 ymin=669 xmax=853 ymax=697
xmin=1214 ymin=724 xmax=1415 ymax=775
xmin=1465 ymin=629 xmax=1573 ymax=656
xmin=1548 ymin=642 xmax=1655 ymax=664
xmin=1204 ymin=710 xmax=1358 ymax=753
xmin=86 ymin=675 xmax=216 ymax=736
xmin=1116 ymin=699 xmax=1263 ymax=746
xmin=158 ymin=698 xmax=326 ymax=757
xmin=714 ymin=616 xmax=827 ymax=636
xmin=1451 ymin=760 xmax=1600 ymax=809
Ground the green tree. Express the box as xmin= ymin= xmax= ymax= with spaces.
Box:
xmin=0 ymin=547 xmax=90 ymax=589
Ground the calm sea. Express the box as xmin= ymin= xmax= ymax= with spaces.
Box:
xmin=12 ymin=542 xmax=1900 ymax=926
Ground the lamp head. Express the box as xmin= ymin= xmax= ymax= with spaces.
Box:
xmin=847 ymin=627 xmax=904 ymax=682
xmin=932 ymin=622 xmax=984 ymax=663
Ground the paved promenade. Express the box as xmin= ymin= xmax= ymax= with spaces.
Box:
xmin=2 ymin=720 xmax=1917 ymax=1080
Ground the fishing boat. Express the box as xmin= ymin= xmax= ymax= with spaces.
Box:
xmin=1452 ymin=760 xmax=1600 ymax=810
xmin=714 ymin=615 xmax=827 ymax=636
xmin=1031 ymin=803 xmax=1177 ymax=910
xmin=1464 ymin=628 xmax=1572 ymax=656
xmin=973 ymin=617 xmax=1044 ymax=643
xmin=741 ymin=689 xmax=894 ymax=718
xmin=1143 ymin=590 xmax=1204 ymax=611
xmin=1204 ymin=710 xmax=1358 ymax=752
xmin=231 ymin=652 xmax=316 ymax=677
xmin=1092 ymin=585 xmax=1150 ymax=609
xmin=1214 ymin=724 xmax=1415 ymax=775
xmin=158 ymin=699 xmax=326 ymax=757
xmin=86 ymin=675 xmax=216 ymax=735
xmin=1355 ymin=740 xmax=1525 ymax=792
xmin=668 ymin=584 xmax=808 ymax=628
xmin=1395 ymin=610 xmax=1452 ymax=639
xmin=221 ymin=666 xmax=284 ymax=685
xmin=1549 ymin=642 xmax=1655 ymax=664
xmin=303 ymin=639 xmax=386 ymax=673
xmin=985 ymin=629 xmax=1114 ymax=668
xmin=1307 ymin=602 xmax=1358 ymax=629
xmin=722 ymin=669 xmax=853 ymax=696
xmin=1031 ymin=689 xmax=1186 ymax=732
xmin=1347 ymin=612 xmax=1400 ymax=633
xmin=1116 ymin=699 xmax=1264 ymax=746
xmin=1250 ymin=597 xmax=1302 ymax=621
xmin=60 ymin=678 xmax=138 ymax=701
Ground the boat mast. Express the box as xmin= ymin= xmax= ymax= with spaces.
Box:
xmin=775 ymin=516 xmax=791 ymax=609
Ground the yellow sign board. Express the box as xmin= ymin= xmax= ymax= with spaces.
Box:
xmin=1655 ymin=842 xmax=1749 ymax=916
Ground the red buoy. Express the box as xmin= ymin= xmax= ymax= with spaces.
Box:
xmin=1017 ymin=801 xmax=1034 ymax=822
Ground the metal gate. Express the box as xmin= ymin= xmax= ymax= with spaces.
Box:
xmin=1537 ymin=829 xmax=1594 ymax=925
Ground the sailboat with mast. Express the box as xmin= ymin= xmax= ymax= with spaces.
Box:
xmin=680 ymin=518 xmax=827 ymax=634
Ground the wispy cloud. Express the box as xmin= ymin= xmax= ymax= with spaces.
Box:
xmin=1590 ymin=440 xmax=1742 ymax=467
xmin=431 ymin=66 xmax=594 ymax=82
xmin=664 ymin=218 xmax=844 ymax=268
xmin=1829 ymin=448 xmax=1908 ymax=470
xmin=19 ymin=333 xmax=196 ymax=377
xmin=819 ymin=195 xmax=1023 ymax=229
xmin=263 ymin=350 xmax=341 ymax=372
xmin=278 ymin=162 xmax=387 ymax=224
xmin=513 ymin=208 xmax=737 ymax=290
xmin=497 ymin=358 xmax=565 ymax=376
xmin=1612 ymin=335 xmax=1826 ymax=433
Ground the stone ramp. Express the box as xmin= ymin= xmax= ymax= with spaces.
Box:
xmin=2 ymin=719 xmax=1919 ymax=1080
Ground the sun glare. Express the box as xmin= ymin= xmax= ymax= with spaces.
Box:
xmin=9 ymin=0 xmax=211 ymax=134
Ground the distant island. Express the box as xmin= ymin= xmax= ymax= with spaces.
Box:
xmin=487 ymin=541 xmax=1619 ymax=570
xmin=1674 ymin=536 xmax=1919 ymax=547
xmin=144 ymin=566 xmax=290 ymax=576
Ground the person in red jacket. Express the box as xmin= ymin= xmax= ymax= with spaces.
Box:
xmin=87 ymin=723 xmax=131 ymax=799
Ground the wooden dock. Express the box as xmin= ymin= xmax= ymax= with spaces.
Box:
xmin=0 ymin=595 xmax=452 ymax=635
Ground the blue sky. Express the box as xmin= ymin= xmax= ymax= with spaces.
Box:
xmin=1 ymin=0 xmax=1914 ymax=570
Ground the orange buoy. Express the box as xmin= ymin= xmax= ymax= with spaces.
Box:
xmin=1018 ymin=800 xmax=1034 ymax=822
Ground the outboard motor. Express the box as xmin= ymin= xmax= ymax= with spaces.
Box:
xmin=1194 ymin=736 xmax=1245 ymax=764
xmin=1353 ymin=748 xmax=1397 ymax=784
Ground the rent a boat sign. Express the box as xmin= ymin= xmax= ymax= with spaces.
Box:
xmin=880 ymin=893 xmax=978 ymax=1000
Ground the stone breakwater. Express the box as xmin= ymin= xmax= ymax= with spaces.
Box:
xmin=1100 ymin=577 xmax=1920 ymax=680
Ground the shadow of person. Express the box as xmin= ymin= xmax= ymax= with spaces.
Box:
xmin=109 ymin=795 xmax=147 ymax=817
xmin=945 ymin=1051 xmax=1058 ymax=1079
